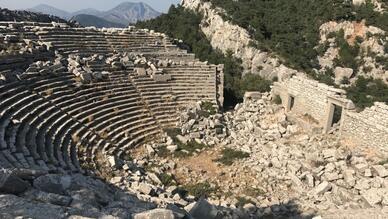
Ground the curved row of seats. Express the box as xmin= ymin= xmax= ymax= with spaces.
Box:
xmin=164 ymin=65 xmax=219 ymax=107
xmin=0 ymin=23 xmax=223 ymax=174
xmin=128 ymin=73 xmax=179 ymax=128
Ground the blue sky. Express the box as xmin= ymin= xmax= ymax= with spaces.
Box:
xmin=0 ymin=0 xmax=181 ymax=13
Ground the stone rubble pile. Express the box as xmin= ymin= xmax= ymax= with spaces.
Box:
xmin=0 ymin=168 xmax=161 ymax=218
xmin=132 ymin=54 xmax=173 ymax=82
xmin=131 ymin=92 xmax=388 ymax=218
xmin=105 ymin=52 xmax=134 ymax=70
xmin=178 ymin=101 xmax=226 ymax=146
xmin=220 ymin=94 xmax=388 ymax=213
xmin=67 ymin=54 xmax=110 ymax=83
xmin=23 ymin=54 xmax=66 ymax=76
xmin=0 ymin=34 xmax=49 ymax=56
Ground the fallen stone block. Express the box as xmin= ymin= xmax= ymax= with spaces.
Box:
xmin=176 ymin=135 xmax=189 ymax=144
xmin=138 ymin=183 xmax=154 ymax=195
xmin=80 ymin=72 xmax=92 ymax=83
xmin=133 ymin=209 xmax=175 ymax=219
xmin=372 ymin=165 xmax=388 ymax=178
xmin=313 ymin=181 xmax=331 ymax=195
xmin=0 ymin=168 xmax=30 ymax=194
xmin=135 ymin=68 xmax=147 ymax=76
xmin=361 ymin=188 xmax=383 ymax=206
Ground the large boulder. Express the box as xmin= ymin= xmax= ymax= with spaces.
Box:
xmin=0 ymin=169 xmax=30 ymax=194
xmin=334 ymin=67 xmax=353 ymax=84
xmin=33 ymin=174 xmax=72 ymax=195
xmin=189 ymin=199 xmax=219 ymax=219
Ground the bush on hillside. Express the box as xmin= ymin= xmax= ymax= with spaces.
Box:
xmin=346 ymin=76 xmax=388 ymax=110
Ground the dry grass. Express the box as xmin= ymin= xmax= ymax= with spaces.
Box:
xmin=99 ymin=131 xmax=109 ymax=139
xmin=72 ymin=134 xmax=79 ymax=143
xmin=302 ymin=113 xmax=319 ymax=124
xmin=45 ymin=88 xmax=53 ymax=96
xmin=87 ymin=115 xmax=94 ymax=123
xmin=102 ymin=95 xmax=109 ymax=101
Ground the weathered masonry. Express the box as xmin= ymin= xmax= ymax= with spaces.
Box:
xmin=273 ymin=74 xmax=388 ymax=155
xmin=341 ymin=102 xmax=388 ymax=154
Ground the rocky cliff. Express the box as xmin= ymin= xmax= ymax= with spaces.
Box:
xmin=181 ymin=0 xmax=297 ymax=80
xmin=318 ymin=21 xmax=387 ymax=84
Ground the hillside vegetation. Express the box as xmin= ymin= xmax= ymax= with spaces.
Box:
xmin=206 ymin=0 xmax=387 ymax=72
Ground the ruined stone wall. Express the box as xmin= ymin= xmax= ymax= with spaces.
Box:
xmin=341 ymin=102 xmax=388 ymax=154
xmin=274 ymin=75 xmax=388 ymax=154
xmin=273 ymin=75 xmax=350 ymax=126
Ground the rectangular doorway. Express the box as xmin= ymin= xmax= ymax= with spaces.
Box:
xmin=287 ymin=95 xmax=295 ymax=111
xmin=331 ymin=104 xmax=343 ymax=127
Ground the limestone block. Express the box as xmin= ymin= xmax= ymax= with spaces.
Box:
xmin=152 ymin=74 xmax=171 ymax=82
xmin=80 ymin=72 xmax=92 ymax=83
xmin=133 ymin=209 xmax=175 ymax=219
xmin=314 ymin=181 xmax=332 ymax=195
xmin=334 ymin=67 xmax=353 ymax=84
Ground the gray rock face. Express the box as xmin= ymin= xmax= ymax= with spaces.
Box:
xmin=33 ymin=174 xmax=72 ymax=195
xmin=0 ymin=169 xmax=30 ymax=194
xmin=189 ymin=199 xmax=219 ymax=219
xmin=24 ymin=189 xmax=73 ymax=207
xmin=0 ymin=194 xmax=67 ymax=219
xmin=133 ymin=209 xmax=176 ymax=219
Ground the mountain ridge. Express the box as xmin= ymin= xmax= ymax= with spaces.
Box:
xmin=28 ymin=2 xmax=161 ymax=27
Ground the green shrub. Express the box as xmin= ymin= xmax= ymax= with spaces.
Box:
xmin=200 ymin=101 xmax=217 ymax=117
xmin=236 ymin=197 xmax=255 ymax=207
xmin=378 ymin=158 xmax=388 ymax=165
xmin=316 ymin=41 xmax=330 ymax=56
xmin=244 ymin=187 xmax=265 ymax=197
xmin=313 ymin=68 xmax=335 ymax=86
xmin=375 ymin=55 xmax=388 ymax=70
xmin=164 ymin=128 xmax=181 ymax=139
xmin=334 ymin=35 xmax=361 ymax=71
xmin=174 ymin=140 xmax=208 ymax=158
xmin=156 ymin=145 xmax=170 ymax=158
xmin=340 ymin=77 xmax=350 ymax=85
xmin=273 ymin=95 xmax=282 ymax=105
xmin=164 ymin=128 xmax=209 ymax=157
xmin=237 ymin=74 xmax=272 ymax=99
xmin=346 ymin=76 xmax=388 ymax=110
xmin=183 ymin=182 xmax=218 ymax=198
xmin=216 ymin=148 xmax=250 ymax=165
xmin=158 ymin=173 xmax=176 ymax=187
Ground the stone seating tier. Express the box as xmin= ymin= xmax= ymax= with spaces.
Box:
xmin=0 ymin=23 xmax=223 ymax=175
